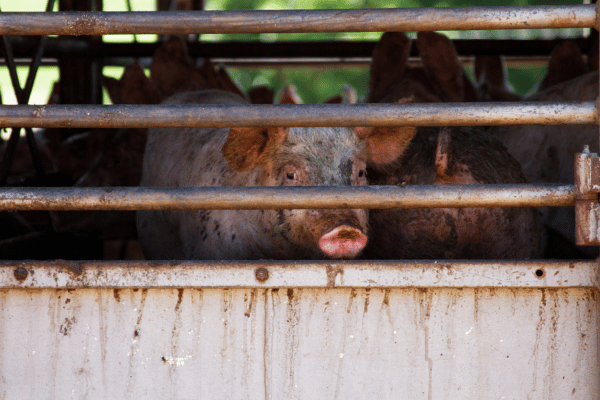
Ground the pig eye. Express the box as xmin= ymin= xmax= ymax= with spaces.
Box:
xmin=286 ymin=172 xmax=296 ymax=180
xmin=358 ymin=170 xmax=366 ymax=178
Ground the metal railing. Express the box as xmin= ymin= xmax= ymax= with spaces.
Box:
xmin=0 ymin=102 xmax=595 ymax=129
xmin=0 ymin=5 xmax=594 ymax=35
xmin=0 ymin=184 xmax=574 ymax=211
xmin=0 ymin=3 xmax=598 ymax=249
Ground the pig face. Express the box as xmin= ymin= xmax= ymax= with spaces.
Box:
xmin=221 ymin=125 xmax=369 ymax=259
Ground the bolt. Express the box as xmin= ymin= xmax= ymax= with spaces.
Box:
xmin=13 ymin=267 xmax=28 ymax=282
xmin=255 ymin=268 xmax=269 ymax=282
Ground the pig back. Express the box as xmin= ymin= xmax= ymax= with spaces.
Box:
xmin=364 ymin=126 xmax=540 ymax=259
xmin=140 ymin=90 xmax=248 ymax=189
xmin=137 ymin=90 xmax=263 ymax=259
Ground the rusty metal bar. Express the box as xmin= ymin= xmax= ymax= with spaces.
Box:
xmin=0 ymin=184 xmax=574 ymax=211
xmin=0 ymin=5 xmax=595 ymax=36
xmin=0 ymin=102 xmax=595 ymax=129
xmin=0 ymin=260 xmax=596 ymax=289
xmin=4 ymin=37 xmax=592 ymax=60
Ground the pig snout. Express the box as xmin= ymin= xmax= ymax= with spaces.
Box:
xmin=319 ymin=224 xmax=368 ymax=259
xmin=308 ymin=212 xmax=368 ymax=259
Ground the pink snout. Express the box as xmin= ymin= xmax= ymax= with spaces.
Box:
xmin=318 ymin=225 xmax=368 ymax=259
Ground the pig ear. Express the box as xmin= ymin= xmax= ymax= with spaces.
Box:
xmin=324 ymin=95 xmax=342 ymax=104
xmin=118 ymin=63 xmax=162 ymax=105
xmin=539 ymin=40 xmax=588 ymax=91
xmin=368 ymin=32 xmax=411 ymax=103
xmin=150 ymin=36 xmax=206 ymax=97
xmin=341 ymin=84 xmax=357 ymax=104
xmin=473 ymin=55 xmax=521 ymax=102
xmin=474 ymin=55 xmax=505 ymax=87
xmin=198 ymin=58 xmax=221 ymax=90
xmin=324 ymin=84 xmax=358 ymax=104
xmin=223 ymin=127 xmax=287 ymax=171
xmin=217 ymin=64 xmax=247 ymax=100
xmin=248 ymin=86 xmax=275 ymax=104
xmin=355 ymin=126 xmax=416 ymax=169
xmin=417 ymin=31 xmax=464 ymax=102
xmin=355 ymin=96 xmax=416 ymax=168
xmin=102 ymin=76 xmax=122 ymax=104
xmin=278 ymin=84 xmax=303 ymax=104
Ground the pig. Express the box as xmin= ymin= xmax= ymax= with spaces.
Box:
xmin=361 ymin=32 xmax=540 ymax=259
xmin=137 ymin=89 xmax=384 ymax=260
xmin=482 ymin=39 xmax=598 ymax=258
xmin=538 ymin=40 xmax=589 ymax=92
xmin=491 ymin=69 xmax=598 ymax=258
xmin=150 ymin=36 xmax=248 ymax=100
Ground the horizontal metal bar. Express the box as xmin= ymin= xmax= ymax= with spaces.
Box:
xmin=0 ymin=56 xmax=553 ymax=70
xmin=0 ymin=260 xmax=596 ymax=289
xmin=0 ymin=184 xmax=574 ymax=211
xmin=0 ymin=5 xmax=595 ymax=36
xmin=0 ymin=102 xmax=595 ymax=128
xmin=5 ymin=37 xmax=591 ymax=60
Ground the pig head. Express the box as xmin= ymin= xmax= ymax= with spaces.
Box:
xmin=137 ymin=89 xmax=401 ymax=260
xmin=361 ymin=124 xmax=540 ymax=259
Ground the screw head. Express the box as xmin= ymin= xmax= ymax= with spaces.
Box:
xmin=255 ymin=268 xmax=269 ymax=282
xmin=14 ymin=267 xmax=28 ymax=282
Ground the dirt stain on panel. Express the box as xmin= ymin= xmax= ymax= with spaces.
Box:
xmin=363 ymin=288 xmax=371 ymax=314
xmin=244 ymin=289 xmax=257 ymax=318
xmin=326 ymin=265 xmax=344 ymax=287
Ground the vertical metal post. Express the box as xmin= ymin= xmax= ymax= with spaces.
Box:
xmin=58 ymin=0 xmax=103 ymax=106
xmin=575 ymin=0 xmax=600 ymax=247
xmin=574 ymin=149 xmax=600 ymax=245
xmin=576 ymin=0 xmax=600 ymax=245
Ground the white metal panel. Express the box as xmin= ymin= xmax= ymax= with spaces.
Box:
xmin=0 ymin=287 xmax=597 ymax=399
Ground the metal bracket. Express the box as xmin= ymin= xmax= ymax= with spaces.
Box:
xmin=574 ymin=149 xmax=600 ymax=245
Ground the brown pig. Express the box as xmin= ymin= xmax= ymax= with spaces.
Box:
xmin=361 ymin=32 xmax=540 ymax=259
xmin=362 ymin=125 xmax=539 ymax=259
xmin=137 ymin=90 xmax=393 ymax=260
